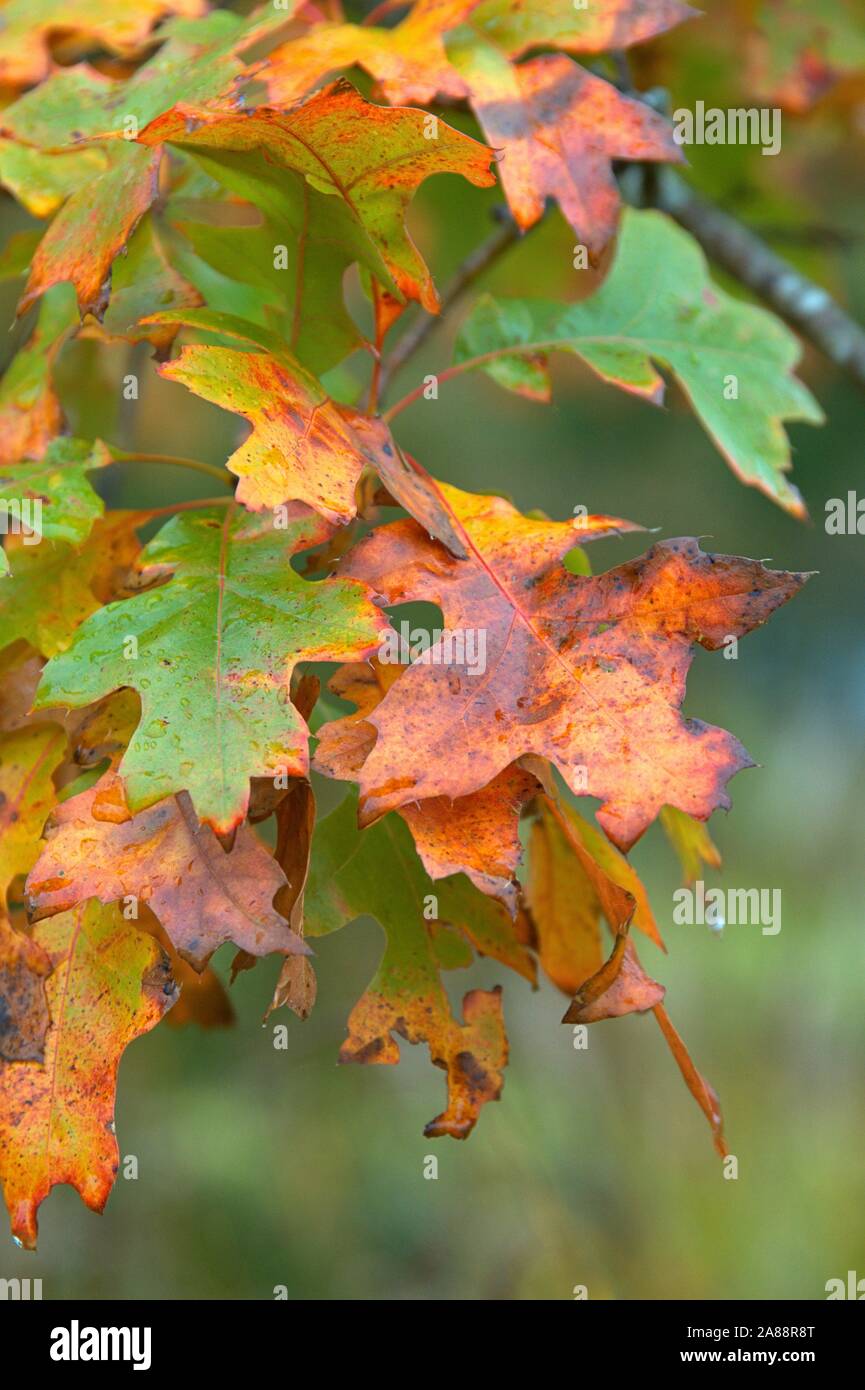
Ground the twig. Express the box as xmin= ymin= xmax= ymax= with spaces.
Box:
xmin=612 ymin=50 xmax=865 ymax=390
xmin=110 ymin=450 xmax=234 ymax=486
xmin=378 ymin=209 xmax=523 ymax=406
xmin=652 ymin=169 xmax=865 ymax=389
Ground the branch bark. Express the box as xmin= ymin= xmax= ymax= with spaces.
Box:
xmin=653 ymin=168 xmax=865 ymax=389
xmin=378 ymin=209 xmax=523 ymax=406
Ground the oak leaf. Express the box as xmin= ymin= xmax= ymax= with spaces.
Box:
xmin=135 ymin=81 xmax=496 ymax=313
xmin=454 ymin=209 xmax=824 ymax=515
xmin=305 ymin=791 xmax=535 ymax=1138
xmin=314 ymin=658 xmax=540 ymax=913
xmin=26 ymin=774 xmax=307 ymax=971
xmin=34 ymin=504 xmax=388 ymax=833
xmin=339 ymin=481 xmax=808 ymax=850
xmin=448 ymin=45 xmax=681 ymax=254
xmin=159 ymin=343 xmax=397 ymax=525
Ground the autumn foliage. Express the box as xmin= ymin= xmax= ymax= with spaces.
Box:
xmin=0 ymin=0 xmax=836 ymax=1249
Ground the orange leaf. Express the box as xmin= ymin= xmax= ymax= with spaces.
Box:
xmin=0 ymin=901 xmax=177 ymax=1249
xmin=450 ymin=49 xmax=681 ymax=255
xmin=315 ymin=658 xmax=540 ymax=912
xmin=340 ymin=482 xmax=806 ymax=851
xmin=26 ymin=775 xmax=307 ymax=971
xmin=159 ymin=344 xmax=396 ymax=524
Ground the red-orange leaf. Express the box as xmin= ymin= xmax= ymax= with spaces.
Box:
xmin=26 ymin=774 xmax=307 ymax=971
xmin=341 ymin=483 xmax=808 ymax=850
xmin=448 ymin=48 xmax=681 ymax=254
xmin=315 ymin=658 xmax=540 ymax=912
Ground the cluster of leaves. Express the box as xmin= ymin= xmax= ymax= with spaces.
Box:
xmin=0 ymin=0 xmax=832 ymax=1249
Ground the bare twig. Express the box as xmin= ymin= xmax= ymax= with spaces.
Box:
xmin=110 ymin=450 xmax=233 ymax=486
xmin=378 ymin=209 xmax=523 ymax=406
xmin=612 ymin=50 xmax=865 ymax=390
xmin=653 ymin=168 xmax=865 ymax=389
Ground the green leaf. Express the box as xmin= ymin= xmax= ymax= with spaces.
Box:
xmin=35 ymin=505 xmax=389 ymax=833
xmin=169 ymin=160 xmax=372 ymax=373
xmin=454 ymin=208 xmax=824 ymax=516
xmin=0 ymin=437 xmax=110 ymax=548
xmin=137 ymin=80 xmax=495 ymax=314
xmin=305 ymin=791 xmax=534 ymax=1139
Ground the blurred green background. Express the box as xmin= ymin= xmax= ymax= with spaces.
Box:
xmin=3 ymin=1 xmax=865 ymax=1300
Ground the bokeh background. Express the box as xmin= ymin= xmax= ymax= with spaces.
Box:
xmin=2 ymin=0 xmax=864 ymax=1299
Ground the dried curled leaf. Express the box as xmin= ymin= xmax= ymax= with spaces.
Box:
xmin=305 ymin=792 xmax=534 ymax=1138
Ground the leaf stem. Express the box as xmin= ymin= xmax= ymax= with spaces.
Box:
xmin=378 ymin=209 xmax=524 ymax=407
xmin=140 ymin=497 xmax=234 ymax=519
xmin=110 ymin=450 xmax=234 ymax=487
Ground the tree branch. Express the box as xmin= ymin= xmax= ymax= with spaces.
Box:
xmin=610 ymin=50 xmax=865 ymax=391
xmin=378 ymin=208 xmax=523 ymax=406
xmin=652 ymin=168 xmax=865 ymax=389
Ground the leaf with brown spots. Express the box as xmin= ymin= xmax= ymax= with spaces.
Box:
xmin=158 ymin=343 xmax=398 ymax=525
xmin=305 ymin=790 xmax=534 ymax=1138
xmin=340 ymin=482 xmax=809 ymax=851
xmin=26 ymin=773 xmax=308 ymax=971
xmin=314 ymin=657 xmax=540 ymax=913
xmin=0 ymin=900 xmax=177 ymax=1250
